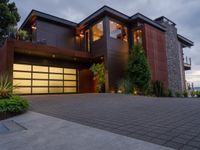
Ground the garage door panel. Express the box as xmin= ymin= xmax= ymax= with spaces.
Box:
xmin=13 ymin=63 xmax=77 ymax=94
xmin=32 ymin=80 xmax=48 ymax=86
xmin=13 ymin=79 xmax=31 ymax=86
xmin=13 ymin=87 xmax=31 ymax=94
xmin=13 ymin=72 xmax=31 ymax=79
xmin=32 ymin=87 xmax=48 ymax=94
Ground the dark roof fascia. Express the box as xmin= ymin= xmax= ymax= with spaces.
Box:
xmin=78 ymin=6 xmax=130 ymax=26
xmin=20 ymin=10 xmax=77 ymax=29
xmin=178 ymin=34 xmax=194 ymax=47
xmin=155 ymin=16 xmax=176 ymax=26
xmin=131 ymin=13 xmax=166 ymax=31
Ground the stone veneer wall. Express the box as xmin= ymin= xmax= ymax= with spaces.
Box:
xmin=156 ymin=21 xmax=185 ymax=92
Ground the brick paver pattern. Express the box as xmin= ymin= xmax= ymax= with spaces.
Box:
xmin=27 ymin=94 xmax=200 ymax=150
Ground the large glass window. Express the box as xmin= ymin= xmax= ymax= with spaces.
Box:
xmin=109 ymin=21 xmax=128 ymax=42
xmin=13 ymin=64 xmax=77 ymax=94
xmin=92 ymin=21 xmax=103 ymax=42
xmin=133 ymin=30 xmax=142 ymax=45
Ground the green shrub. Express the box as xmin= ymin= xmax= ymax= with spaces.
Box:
xmin=153 ymin=80 xmax=164 ymax=97
xmin=196 ymin=91 xmax=200 ymax=97
xmin=166 ymin=89 xmax=173 ymax=97
xmin=0 ymin=73 xmax=15 ymax=99
xmin=90 ymin=63 xmax=105 ymax=92
xmin=0 ymin=96 xmax=29 ymax=113
xmin=183 ymin=91 xmax=188 ymax=97
xmin=118 ymin=79 xmax=133 ymax=94
xmin=126 ymin=44 xmax=151 ymax=95
xmin=175 ymin=91 xmax=182 ymax=97
xmin=191 ymin=91 xmax=196 ymax=97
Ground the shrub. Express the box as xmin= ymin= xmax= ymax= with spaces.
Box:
xmin=153 ymin=80 xmax=164 ymax=97
xmin=90 ymin=63 xmax=105 ymax=92
xmin=196 ymin=91 xmax=200 ymax=97
xmin=0 ymin=96 xmax=28 ymax=113
xmin=126 ymin=44 xmax=151 ymax=94
xmin=166 ymin=89 xmax=173 ymax=97
xmin=118 ymin=79 xmax=132 ymax=94
xmin=0 ymin=73 xmax=15 ymax=99
xmin=183 ymin=91 xmax=188 ymax=97
xmin=175 ymin=91 xmax=182 ymax=97
xmin=191 ymin=91 xmax=196 ymax=97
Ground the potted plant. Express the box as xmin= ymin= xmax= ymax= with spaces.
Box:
xmin=17 ymin=29 xmax=29 ymax=41
xmin=7 ymin=26 xmax=18 ymax=39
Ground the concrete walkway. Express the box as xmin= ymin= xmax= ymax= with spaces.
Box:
xmin=0 ymin=111 xmax=173 ymax=150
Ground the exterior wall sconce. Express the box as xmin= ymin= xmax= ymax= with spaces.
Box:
xmin=31 ymin=25 xmax=37 ymax=30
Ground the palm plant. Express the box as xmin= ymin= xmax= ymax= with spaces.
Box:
xmin=0 ymin=74 xmax=15 ymax=99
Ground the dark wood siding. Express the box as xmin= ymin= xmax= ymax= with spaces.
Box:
xmin=36 ymin=19 xmax=76 ymax=49
xmin=106 ymin=38 xmax=129 ymax=91
xmin=79 ymin=69 xmax=96 ymax=93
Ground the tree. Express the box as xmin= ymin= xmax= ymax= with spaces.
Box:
xmin=126 ymin=44 xmax=151 ymax=94
xmin=89 ymin=63 xmax=105 ymax=92
xmin=0 ymin=0 xmax=20 ymax=43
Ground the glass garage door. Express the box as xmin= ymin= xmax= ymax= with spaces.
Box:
xmin=13 ymin=64 xmax=77 ymax=94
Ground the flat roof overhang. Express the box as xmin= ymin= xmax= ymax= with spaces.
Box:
xmin=178 ymin=34 xmax=194 ymax=48
xmin=9 ymin=39 xmax=92 ymax=63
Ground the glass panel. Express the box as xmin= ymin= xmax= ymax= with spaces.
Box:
xmin=85 ymin=29 xmax=90 ymax=52
xmin=32 ymin=80 xmax=48 ymax=86
xmin=134 ymin=30 xmax=142 ymax=45
xmin=33 ymin=65 xmax=48 ymax=72
xmin=13 ymin=87 xmax=31 ymax=94
xmin=33 ymin=73 xmax=48 ymax=79
xmin=109 ymin=21 xmax=127 ymax=42
xmin=92 ymin=21 xmax=103 ymax=41
xmin=13 ymin=64 xmax=31 ymax=71
xmin=64 ymin=87 xmax=76 ymax=93
xmin=13 ymin=79 xmax=31 ymax=86
xmin=64 ymin=68 xmax=76 ymax=74
xmin=49 ymin=74 xmax=63 ymax=80
xmin=49 ymin=81 xmax=63 ymax=86
xmin=13 ymin=72 xmax=31 ymax=79
xmin=64 ymin=75 xmax=76 ymax=80
xmin=32 ymin=87 xmax=48 ymax=94
xmin=64 ymin=81 xmax=76 ymax=86
xmin=49 ymin=67 xmax=63 ymax=73
xmin=49 ymin=87 xmax=63 ymax=93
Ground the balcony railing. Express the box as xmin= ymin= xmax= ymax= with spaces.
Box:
xmin=184 ymin=56 xmax=191 ymax=70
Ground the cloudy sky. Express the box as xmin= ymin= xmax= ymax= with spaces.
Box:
xmin=12 ymin=0 xmax=200 ymax=87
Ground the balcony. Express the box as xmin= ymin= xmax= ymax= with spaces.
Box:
xmin=184 ymin=56 xmax=191 ymax=70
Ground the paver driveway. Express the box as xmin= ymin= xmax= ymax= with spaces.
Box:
xmin=27 ymin=94 xmax=200 ymax=150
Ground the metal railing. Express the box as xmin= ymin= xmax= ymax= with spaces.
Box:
xmin=184 ymin=56 xmax=191 ymax=65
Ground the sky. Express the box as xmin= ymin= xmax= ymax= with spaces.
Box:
xmin=12 ymin=0 xmax=200 ymax=87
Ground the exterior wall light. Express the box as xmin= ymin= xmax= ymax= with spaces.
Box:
xmin=31 ymin=25 xmax=37 ymax=30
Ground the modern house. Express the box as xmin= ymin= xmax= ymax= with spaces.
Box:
xmin=0 ymin=6 xmax=193 ymax=94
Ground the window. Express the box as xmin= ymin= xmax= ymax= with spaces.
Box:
xmin=85 ymin=29 xmax=90 ymax=52
xmin=134 ymin=30 xmax=142 ymax=45
xmin=109 ymin=21 xmax=128 ymax=42
xmin=92 ymin=21 xmax=103 ymax=41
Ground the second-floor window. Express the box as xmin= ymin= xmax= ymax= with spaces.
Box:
xmin=109 ymin=21 xmax=127 ymax=42
xmin=92 ymin=21 xmax=103 ymax=42
xmin=133 ymin=30 xmax=142 ymax=45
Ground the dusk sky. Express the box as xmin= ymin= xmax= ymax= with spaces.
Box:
xmin=12 ymin=0 xmax=200 ymax=87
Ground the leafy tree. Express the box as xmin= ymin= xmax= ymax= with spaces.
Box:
xmin=126 ymin=44 xmax=151 ymax=94
xmin=0 ymin=0 xmax=20 ymax=43
xmin=90 ymin=63 xmax=105 ymax=92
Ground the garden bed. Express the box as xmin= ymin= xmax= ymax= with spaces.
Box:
xmin=0 ymin=96 xmax=29 ymax=121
